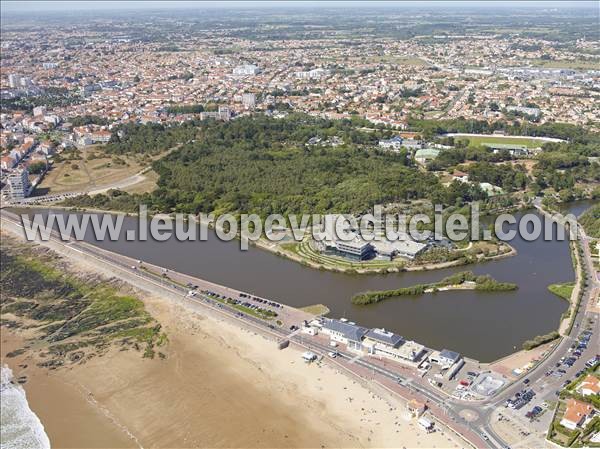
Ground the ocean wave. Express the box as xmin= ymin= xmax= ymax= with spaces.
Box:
xmin=1 ymin=365 xmax=51 ymax=449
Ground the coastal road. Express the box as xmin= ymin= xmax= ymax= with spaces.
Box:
xmin=472 ymin=211 xmax=600 ymax=448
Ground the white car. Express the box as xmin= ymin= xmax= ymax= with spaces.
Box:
xmin=328 ymin=351 xmax=338 ymax=358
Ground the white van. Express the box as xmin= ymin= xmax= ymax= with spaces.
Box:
xmin=302 ymin=352 xmax=317 ymax=362
xmin=418 ymin=417 xmax=434 ymax=432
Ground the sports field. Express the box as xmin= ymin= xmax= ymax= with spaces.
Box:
xmin=452 ymin=135 xmax=550 ymax=149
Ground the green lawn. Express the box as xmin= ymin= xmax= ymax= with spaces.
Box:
xmin=460 ymin=135 xmax=546 ymax=149
xmin=368 ymin=56 xmax=429 ymax=66
xmin=548 ymin=283 xmax=575 ymax=301
xmin=527 ymin=59 xmax=600 ymax=70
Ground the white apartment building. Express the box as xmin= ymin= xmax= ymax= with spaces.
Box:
xmin=242 ymin=93 xmax=256 ymax=109
xmin=7 ymin=168 xmax=31 ymax=200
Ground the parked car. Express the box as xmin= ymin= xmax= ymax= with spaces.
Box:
xmin=585 ymin=359 xmax=596 ymax=368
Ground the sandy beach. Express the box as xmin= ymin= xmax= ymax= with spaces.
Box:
xmin=1 ymin=227 xmax=462 ymax=448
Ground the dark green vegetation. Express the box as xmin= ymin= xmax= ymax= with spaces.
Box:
xmin=60 ymin=115 xmax=598 ymax=222
xmin=351 ymin=271 xmax=517 ymax=305
xmin=579 ymin=204 xmax=600 ymax=238
xmin=68 ymin=115 xmax=110 ymax=127
xmin=165 ymin=104 xmax=205 ymax=114
xmin=0 ymin=238 xmax=167 ymax=366
xmin=532 ymin=149 xmax=599 ymax=199
xmin=0 ymin=87 xmax=83 ymax=113
xmin=104 ymin=122 xmax=197 ymax=156
xmin=426 ymin=143 xmax=514 ymax=171
xmin=63 ymin=115 xmax=486 ymax=216
xmin=150 ymin=114 xmax=442 ymax=215
xmin=522 ymin=331 xmax=560 ymax=350
xmin=27 ymin=161 xmax=47 ymax=175
xmin=466 ymin=162 xmax=528 ymax=193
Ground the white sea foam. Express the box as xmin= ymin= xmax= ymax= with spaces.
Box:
xmin=0 ymin=365 xmax=51 ymax=449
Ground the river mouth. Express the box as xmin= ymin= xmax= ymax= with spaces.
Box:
xmin=11 ymin=205 xmax=588 ymax=362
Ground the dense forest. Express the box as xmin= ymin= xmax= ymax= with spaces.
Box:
xmin=146 ymin=115 xmax=487 ymax=215
xmin=104 ymin=122 xmax=197 ymax=155
xmin=62 ymin=114 xmax=599 ymax=218
xmin=70 ymin=115 xmax=487 ymax=216
xmin=579 ymin=204 xmax=600 ymax=238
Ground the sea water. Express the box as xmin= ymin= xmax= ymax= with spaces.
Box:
xmin=0 ymin=365 xmax=51 ymax=449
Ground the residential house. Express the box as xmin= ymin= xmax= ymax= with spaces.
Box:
xmin=452 ymin=170 xmax=469 ymax=182
xmin=577 ymin=375 xmax=600 ymax=397
xmin=1 ymin=154 xmax=16 ymax=170
xmin=560 ymin=399 xmax=595 ymax=431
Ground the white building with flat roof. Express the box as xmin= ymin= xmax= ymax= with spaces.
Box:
xmin=233 ymin=64 xmax=260 ymax=76
xmin=371 ymin=239 xmax=427 ymax=260
xmin=363 ymin=328 xmax=426 ymax=363
xmin=242 ymin=93 xmax=256 ymax=109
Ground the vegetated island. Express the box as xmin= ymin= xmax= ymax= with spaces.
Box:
xmin=522 ymin=331 xmax=560 ymax=350
xmin=351 ymin=271 xmax=518 ymax=305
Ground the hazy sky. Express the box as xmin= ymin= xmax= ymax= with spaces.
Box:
xmin=1 ymin=0 xmax=595 ymax=13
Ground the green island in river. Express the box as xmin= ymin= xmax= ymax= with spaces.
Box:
xmin=351 ymin=271 xmax=518 ymax=305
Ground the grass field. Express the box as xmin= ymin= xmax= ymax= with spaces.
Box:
xmin=40 ymin=149 xmax=143 ymax=194
xmin=457 ymin=135 xmax=547 ymax=149
xmin=548 ymin=283 xmax=575 ymax=301
xmin=122 ymin=169 xmax=160 ymax=194
xmin=299 ymin=304 xmax=331 ymax=316
xmin=527 ymin=59 xmax=599 ymax=70
xmin=367 ymin=56 xmax=429 ymax=66
xmin=39 ymin=146 xmax=163 ymax=195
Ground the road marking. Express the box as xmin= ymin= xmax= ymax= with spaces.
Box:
xmin=348 ymin=354 xmax=362 ymax=364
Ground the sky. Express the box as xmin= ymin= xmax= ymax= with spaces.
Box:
xmin=1 ymin=0 xmax=596 ymax=13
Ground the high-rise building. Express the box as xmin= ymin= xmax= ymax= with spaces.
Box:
xmin=19 ymin=76 xmax=32 ymax=87
xmin=7 ymin=168 xmax=31 ymax=200
xmin=218 ymin=106 xmax=231 ymax=121
xmin=8 ymin=74 xmax=19 ymax=88
xmin=242 ymin=93 xmax=256 ymax=109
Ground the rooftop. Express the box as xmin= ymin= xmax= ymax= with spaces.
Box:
xmin=365 ymin=328 xmax=405 ymax=348
xmin=322 ymin=318 xmax=369 ymax=342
